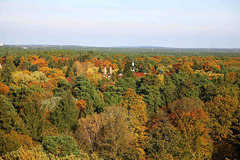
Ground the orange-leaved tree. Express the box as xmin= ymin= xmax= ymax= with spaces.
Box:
xmin=0 ymin=82 xmax=10 ymax=96
xmin=76 ymin=99 xmax=87 ymax=118
xmin=168 ymin=97 xmax=213 ymax=160
xmin=32 ymin=58 xmax=48 ymax=68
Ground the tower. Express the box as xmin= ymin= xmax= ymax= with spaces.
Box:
xmin=131 ymin=61 xmax=135 ymax=71
xmin=109 ymin=65 xmax=112 ymax=75
xmin=104 ymin=65 xmax=107 ymax=76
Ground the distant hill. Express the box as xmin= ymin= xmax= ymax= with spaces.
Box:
xmin=1 ymin=44 xmax=240 ymax=56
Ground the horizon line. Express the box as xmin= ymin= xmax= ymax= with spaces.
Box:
xmin=1 ymin=44 xmax=240 ymax=49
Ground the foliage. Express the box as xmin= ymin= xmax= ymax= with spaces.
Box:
xmin=147 ymin=119 xmax=184 ymax=160
xmin=50 ymin=92 xmax=79 ymax=133
xmin=75 ymin=106 xmax=146 ymax=160
xmin=168 ymin=98 xmax=213 ymax=159
xmin=123 ymin=61 xmax=136 ymax=79
xmin=0 ymin=95 xmax=26 ymax=134
xmin=0 ymin=130 xmax=35 ymax=156
xmin=29 ymin=64 xmax=39 ymax=72
xmin=72 ymin=75 xmax=104 ymax=114
xmin=136 ymin=74 xmax=165 ymax=117
xmin=76 ymin=99 xmax=87 ymax=118
xmin=53 ymin=78 xmax=71 ymax=96
xmin=9 ymin=84 xmax=44 ymax=112
xmin=97 ymin=106 xmax=141 ymax=159
xmin=42 ymin=97 xmax=62 ymax=110
xmin=72 ymin=61 xmax=94 ymax=76
xmin=75 ymin=113 xmax=104 ymax=152
xmin=1 ymin=58 xmax=15 ymax=85
xmin=205 ymin=96 xmax=239 ymax=141
xmin=1 ymin=49 xmax=240 ymax=159
xmin=0 ymin=82 xmax=10 ymax=96
xmin=120 ymin=88 xmax=148 ymax=158
xmin=85 ymin=69 xmax=103 ymax=87
xmin=20 ymin=93 xmax=44 ymax=141
xmin=11 ymin=71 xmax=49 ymax=86
xmin=66 ymin=66 xmax=74 ymax=78
xmin=43 ymin=135 xmax=80 ymax=157
xmin=147 ymin=98 xmax=213 ymax=160
xmin=2 ymin=145 xmax=92 ymax=160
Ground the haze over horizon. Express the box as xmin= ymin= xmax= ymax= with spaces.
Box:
xmin=0 ymin=0 xmax=240 ymax=48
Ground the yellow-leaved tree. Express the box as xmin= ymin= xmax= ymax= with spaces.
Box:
xmin=120 ymin=88 xmax=148 ymax=159
xmin=72 ymin=61 xmax=95 ymax=76
xmin=84 ymin=67 xmax=103 ymax=87
xmin=74 ymin=106 xmax=143 ymax=160
xmin=205 ymin=96 xmax=240 ymax=159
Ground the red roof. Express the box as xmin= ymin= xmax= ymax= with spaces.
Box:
xmin=135 ymin=72 xmax=146 ymax=78
xmin=119 ymin=75 xmax=123 ymax=78
xmin=117 ymin=72 xmax=146 ymax=78
xmin=67 ymin=77 xmax=72 ymax=82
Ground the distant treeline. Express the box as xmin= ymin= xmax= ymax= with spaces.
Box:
xmin=1 ymin=46 xmax=240 ymax=57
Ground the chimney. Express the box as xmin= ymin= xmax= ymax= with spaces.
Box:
xmin=104 ymin=65 xmax=107 ymax=76
xmin=109 ymin=65 xmax=112 ymax=75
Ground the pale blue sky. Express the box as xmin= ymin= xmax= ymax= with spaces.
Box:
xmin=0 ymin=0 xmax=240 ymax=48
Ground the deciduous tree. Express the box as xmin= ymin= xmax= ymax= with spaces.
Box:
xmin=121 ymin=88 xmax=148 ymax=158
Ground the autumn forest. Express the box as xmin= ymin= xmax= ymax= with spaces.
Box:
xmin=0 ymin=47 xmax=240 ymax=160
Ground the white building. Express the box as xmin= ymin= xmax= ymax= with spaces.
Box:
xmin=131 ymin=61 xmax=135 ymax=71
xmin=0 ymin=44 xmax=3 ymax=46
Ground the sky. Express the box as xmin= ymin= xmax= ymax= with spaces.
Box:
xmin=0 ymin=0 xmax=240 ymax=48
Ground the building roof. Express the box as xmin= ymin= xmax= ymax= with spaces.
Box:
xmin=119 ymin=75 xmax=123 ymax=78
xmin=135 ymin=72 xmax=146 ymax=78
xmin=117 ymin=72 xmax=146 ymax=78
xmin=66 ymin=77 xmax=72 ymax=82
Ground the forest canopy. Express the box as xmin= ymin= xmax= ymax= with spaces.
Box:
xmin=0 ymin=47 xmax=240 ymax=160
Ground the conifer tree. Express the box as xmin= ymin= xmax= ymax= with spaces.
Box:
xmin=53 ymin=79 xmax=71 ymax=96
xmin=72 ymin=75 xmax=104 ymax=115
xmin=50 ymin=91 xmax=79 ymax=133
xmin=1 ymin=58 xmax=15 ymax=85
xmin=0 ymin=95 xmax=26 ymax=134
xmin=20 ymin=93 xmax=44 ymax=141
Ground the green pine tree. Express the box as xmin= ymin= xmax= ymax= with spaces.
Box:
xmin=72 ymin=75 xmax=104 ymax=115
xmin=20 ymin=93 xmax=44 ymax=141
xmin=1 ymin=58 xmax=15 ymax=85
xmin=50 ymin=91 xmax=79 ymax=133
xmin=0 ymin=95 xmax=26 ymax=134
